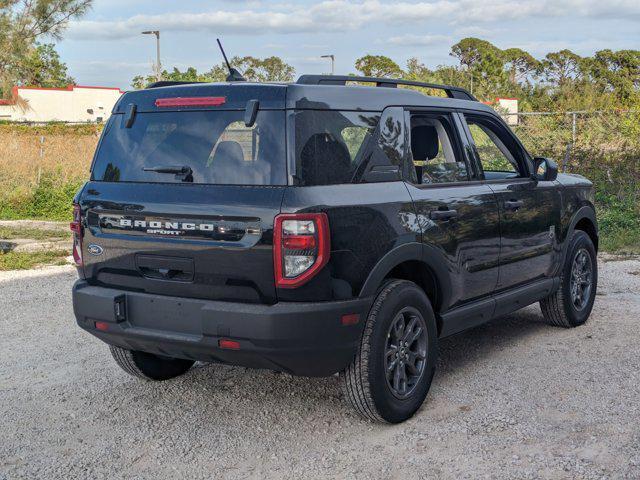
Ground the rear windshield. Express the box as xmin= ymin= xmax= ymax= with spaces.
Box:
xmin=92 ymin=110 xmax=286 ymax=185
xmin=293 ymin=110 xmax=380 ymax=186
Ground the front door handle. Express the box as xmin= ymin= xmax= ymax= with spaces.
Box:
xmin=430 ymin=209 xmax=458 ymax=221
xmin=504 ymin=200 xmax=524 ymax=211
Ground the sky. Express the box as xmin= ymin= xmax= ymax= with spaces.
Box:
xmin=57 ymin=0 xmax=640 ymax=89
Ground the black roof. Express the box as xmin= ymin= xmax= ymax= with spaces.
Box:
xmin=113 ymin=76 xmax=494 ymax=114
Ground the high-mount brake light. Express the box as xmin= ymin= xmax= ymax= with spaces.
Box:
xmin=155 ymin=96 xmax=226 ymax=108
xmin=273 ymin=213 xmax=330 ymax=289
xmin=219 ymin=339 xmax=240 ymax=350
xmin=70 ymin=203 xmax=83 ymax=267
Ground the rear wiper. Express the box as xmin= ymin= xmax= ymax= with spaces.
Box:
xmin=143 ymin=165 xmax=193 ymax=182
xmin=143 ymin=165 xmax=191 ymax=174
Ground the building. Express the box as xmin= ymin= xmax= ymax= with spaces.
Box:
xmin=0 ymin=85 xmax=124 ymax=123
xmin=482 ymin=97 xmax=519 ymax=126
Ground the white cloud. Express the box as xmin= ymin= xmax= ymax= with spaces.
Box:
xmin=387 ymin=34 xmax=451 ymax=46
xmin=453 ymin=26 xmax=496 ymax=37
xmin=67 ymin=0 xmax=640 ymax=40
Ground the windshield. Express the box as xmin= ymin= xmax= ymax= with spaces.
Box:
xmin=92 ymin=110 xmax=286 ymax=185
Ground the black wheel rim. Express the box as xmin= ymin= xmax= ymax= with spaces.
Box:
xmin=384 ymin=307 xmax=428 ymax=399
xmin=570 ymin=247 xmax=593 ymax=311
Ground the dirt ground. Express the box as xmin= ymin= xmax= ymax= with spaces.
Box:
xmin=1 ymin=256 xmax=639 ymax=479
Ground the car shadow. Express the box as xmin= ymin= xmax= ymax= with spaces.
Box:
xmin=436 ymin=304 xmax=550 ymax=373
xmin=94 ymin=305 xmax=554 ymax=428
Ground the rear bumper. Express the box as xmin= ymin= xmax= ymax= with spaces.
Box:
xmin=72 ymin=281 xmax=371 ymax=377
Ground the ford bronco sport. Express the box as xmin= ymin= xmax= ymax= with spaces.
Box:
xmin=71 ymin=75 xmax=598 ymax=423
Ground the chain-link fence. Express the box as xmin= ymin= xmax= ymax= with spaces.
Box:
xmin=2 ymin=111 xmax=637 ymax=248
xmin=504 ymin=110 xmax=640 ymax=169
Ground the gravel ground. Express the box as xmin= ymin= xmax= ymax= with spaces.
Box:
xmin=1 ymin=258 xmax=639 ymax=479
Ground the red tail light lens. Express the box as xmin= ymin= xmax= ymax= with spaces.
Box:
xmin=218 ymin=339 xmax=241 ymax=350
xmin=273 ymin=213 xmax=330 ymax=288
xmin=70 ymin=203 xmax=83 ymax=267
xmin=155 ymin=96 xmax=226 ymax=108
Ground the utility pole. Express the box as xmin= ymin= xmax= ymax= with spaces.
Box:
xmin=321 ymin=54 xmax=335 ymax=75
xmin=142 ymin=30 xmax=161 ymax=81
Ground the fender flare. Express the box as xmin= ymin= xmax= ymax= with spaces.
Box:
xmin=563 ymin=205 xmax=598 ymax=256
xmin=358 ymin=242 xmax=452 ymax=311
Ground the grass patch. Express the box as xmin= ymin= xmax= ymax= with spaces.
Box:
xmin=0 ymin=174 xmax=85 ymax=221
xmin=599 ymin=228 xmax=640 ymax=255
xmin=0 ymin=250 xmax=69 ymax=271
xmin=0 ymin=225 xmax=69 ymax=240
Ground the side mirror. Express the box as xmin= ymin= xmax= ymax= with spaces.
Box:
xmin=533 ymin=157 xmax=558 ymax=182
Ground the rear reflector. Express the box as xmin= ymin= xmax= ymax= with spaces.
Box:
xmin=155 ymin=96 xmax=226 ymax=108
xmin=70 ymin=203 xmax=83 ymax=267
xmin=218 ymin=339 xmax=240 ymax=350
xmin=341 ymin=313 xmax=360 ymax=326
xmin=95 ymin=321 xmax=109 ymax=331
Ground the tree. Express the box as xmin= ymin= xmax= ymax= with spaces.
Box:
xmin=17 ymin=43 xmax=74 ymax=87
xmin=354 ymin=55 xmax=403 ymax=78
xmin=405 ymin=57 xmax=432 ymax=81
xmin=587 ymin=49 xmax=640 ymax=104
xmin=539 ymin=49 xmax=583 ymax=86
xmin=236 ymin=56 xmax=295 ymax=82
xmin=450 ymin=38 xmax=508 ymax=98
xmin=0 ymin=0 xmax=92 ymax=97
xmin=503 ymin=48 xmax=539 ymax=84
xmin=131 ymin=56 xmax=295 ymax=89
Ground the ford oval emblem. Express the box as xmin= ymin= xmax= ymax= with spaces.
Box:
xmin=87 ymin=244 xmax=104 ymax=256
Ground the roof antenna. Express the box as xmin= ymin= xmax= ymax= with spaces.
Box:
xmin=217 ymin=38 xmax=246 ymax=82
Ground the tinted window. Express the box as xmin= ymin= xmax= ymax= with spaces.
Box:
xmin=409 ymin=114 xmax=468 ymax=184
xmin=92 ymin=110 xmax=286 ymax=185
xmin=293 ymin=110 xmax=380 ymax=186
xmin=463 ymin=115 xmax=526 ymax=179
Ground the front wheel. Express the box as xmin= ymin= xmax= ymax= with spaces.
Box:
xmin=340 ymin=280 xmax=438 ymax=423
xmin=540 ymin=230 xmax=598 ymax=327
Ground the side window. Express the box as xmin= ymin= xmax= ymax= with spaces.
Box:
xmin=409 ymin=113 xmax=468 ymax=184
xmin=463 ymin=115 xmax=525 ymax=179
xmin=293 ymin=110 xmax=379 ymax=186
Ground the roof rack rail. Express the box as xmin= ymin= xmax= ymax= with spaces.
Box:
xmin=296 ymin=75 xmax=477 ymax=101
xmin=146 ymin=81 xmax=205 ymax=89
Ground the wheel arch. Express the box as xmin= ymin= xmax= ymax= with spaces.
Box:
xmin=358 ymin=243 xmax=451 ymax=333
xmin=567 ymin=206 xmax=599 ymax=253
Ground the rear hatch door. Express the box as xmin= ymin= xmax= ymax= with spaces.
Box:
xmin=79 ymin=85 xmax=287 ymax=304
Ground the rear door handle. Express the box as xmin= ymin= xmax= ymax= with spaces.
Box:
xmin=504 ymin=200 xmax=524 ymax=211
xmin=430 ymin=209 xmax=458 ymax=221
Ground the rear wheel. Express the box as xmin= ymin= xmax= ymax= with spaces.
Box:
xmin=109 ymin=345 xmax=195 ymax=380
xmin=540 ymin=230 xmax=597 ymax=327
xmin=341 ymin=280 xmax=438 ymax=423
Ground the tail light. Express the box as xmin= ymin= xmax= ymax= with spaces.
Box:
xmin=70 ymin=203 xmax=83 ymax=267
xmin=273 ymin=213 xmax=330 ymax=288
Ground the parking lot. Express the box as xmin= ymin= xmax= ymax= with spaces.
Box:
xmin=1 ymin=256 xmax=639 ymax=479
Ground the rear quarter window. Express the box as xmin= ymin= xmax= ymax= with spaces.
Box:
xmin=292 ymin=110 xmax=383 ymax=186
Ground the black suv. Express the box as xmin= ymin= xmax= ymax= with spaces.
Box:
xmin=72 ymin=75 xmax=598 ymax=423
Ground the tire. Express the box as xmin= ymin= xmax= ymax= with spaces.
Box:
xmin=109 ymin=345 xmax=195 ymax=381
xmin=540 ymin=230 xmax=598 ymax=328
xmin=340 ymin=279 xmax=438 ymax=423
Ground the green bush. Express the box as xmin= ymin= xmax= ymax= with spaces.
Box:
xmin=0 ymin=172 xmax=84 ymax=221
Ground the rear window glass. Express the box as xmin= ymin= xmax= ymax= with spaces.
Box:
xmin=293 ymin=110 xmax=380 ymax=186
xmin=92 ymin=110 xmax=286 ymax=185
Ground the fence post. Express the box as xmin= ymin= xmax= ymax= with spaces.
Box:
xmin=571 ymin=112 xmax=577 ymax=145
xmin=563 ymin=143 xmax=572 ymax=173
xmin=38 ymin=135 xmax=44 ymax=185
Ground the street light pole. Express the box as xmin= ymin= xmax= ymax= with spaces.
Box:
xmin=321 ymin=54 xmax=335 ymax=75
xmin=142 ymin=30 xmax=161 ymax=81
